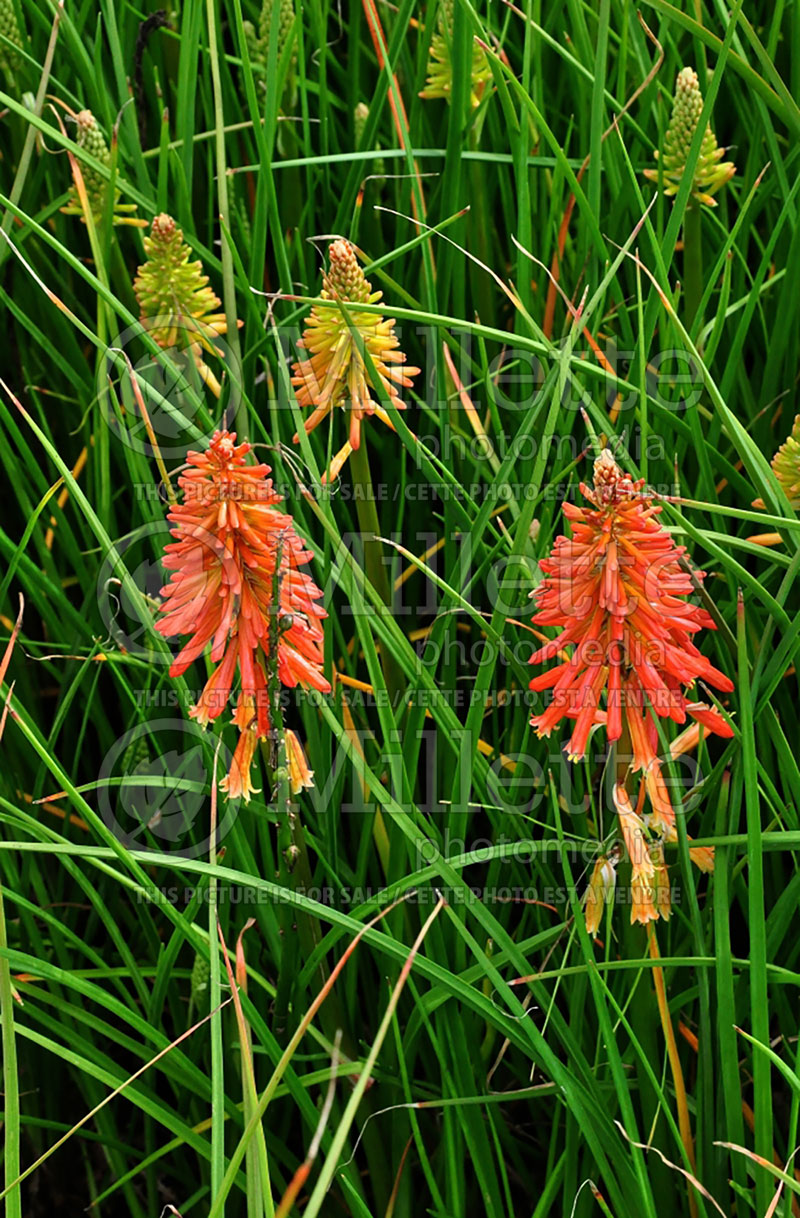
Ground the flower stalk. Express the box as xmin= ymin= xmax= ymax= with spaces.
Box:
xmin=349 ymin=433 xmax=406 ymax=708
xmin=682 ymin=200 xmax=704 ymax=330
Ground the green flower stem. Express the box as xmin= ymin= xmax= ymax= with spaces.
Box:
xmin=683 ymin=202 xmax=704 ymax=331
xmin=0 ymin=885 xmax=21 ymax=1218
xmin=262 ymin=734 xmax=397 ymax=1218
xmin=263 ymin=720 xmax=347 ymax=1047
xmin=284 ymin=798 xmax=393 ymax=1212
xmin=468 ymin=134 xmax=494 ymax=328
xmin=264 ymin=551 xmax=301 ymax=1045
xmin=208 ymin=759 xmax=226 ymax=1216
xmin=206 ymin=0 xmax=244 ymax=435
xmin=349 ymin=428 xmax=407 ymax=1037
xmin=349 ymin=432 xmax=405 ymax=705
xmin=280 ymin=797 xmax=353 ymax=1045
xmin=268 ymin=745 xmax=298 ymax=1044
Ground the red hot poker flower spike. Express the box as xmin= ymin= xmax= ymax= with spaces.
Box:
xmin=529 ymin=451 xmax=734 ymax=924
xmin=291 ymin=239 xmax=419 ymax=476
xmin=156 ymin=430 xmax=330 ymax=800
xmin=529 ymin=450 xmax=733 ymax=763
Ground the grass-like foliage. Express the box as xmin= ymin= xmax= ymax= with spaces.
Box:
xmin=1 ymin=1 xmax=799 ymax=1215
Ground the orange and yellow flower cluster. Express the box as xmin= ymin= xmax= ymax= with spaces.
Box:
xmin=291 ymin=238 xmax=419 ymax=479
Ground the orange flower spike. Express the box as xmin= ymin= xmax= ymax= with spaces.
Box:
xmin=291 ymin=239 xmax=419 ymax=456
xmin=531 ymin=450 xmax=735 ymax=923
xmin=156 ymin=430 xmax=330 ymax=799
xmin=529 ymin=450 xmax=734 ymax=762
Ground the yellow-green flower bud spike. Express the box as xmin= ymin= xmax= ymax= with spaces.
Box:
xmin=61 ymin=109 xmax=144 ymax=226
xmin=244 ymin=0 xmax=296 ymax=95
xmin=258 ymin=0 xmax=295 ymax=57
xmin=354 ymin=101 xmax=369 ymax=147
xmin=120 ymin=733 xmax=150 ymax=774
xmin=133 ymin=213 xmax=230 ymax=354
xmin=75 ymin=110 xmax=111 ymax=209
xmin=189 ymin=952 xmax=210 ymax=1012
xmin=771 ymin=414 xmax=800 ymax=507
xmin=644 ymin=67 xmax=735 ymax=207
xmin=354 ymin=102 xmax=385 ymax=179
xmin=242 ymin=19 xmax=262 ymax=80
xmin=0 ymin=0 xmax=23 ymax=74
xmin=420 ymin=0 xmax=491 ymax=109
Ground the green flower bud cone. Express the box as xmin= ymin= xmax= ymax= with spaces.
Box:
xmin=245 ymin=0 xmax=296 ymax=98
xmin=62 ymin=109 xmax=144 ymax=226
xmin=0 ymin=0 xmax=23 ymax=74
xmin=324 ymin=239 xmax=372 ymax=304
xmin=242 ymin=20 xmax=262 ymax=78
xmin=190 ymin=952 xmax=210 ymax=1010
xmin=354 ymin=101 xmax=369 ymax=147
xmin=74 ymin=110 xmax=113 ymax=214
xmin=257 ymin=0 xmax=295 ymax=56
